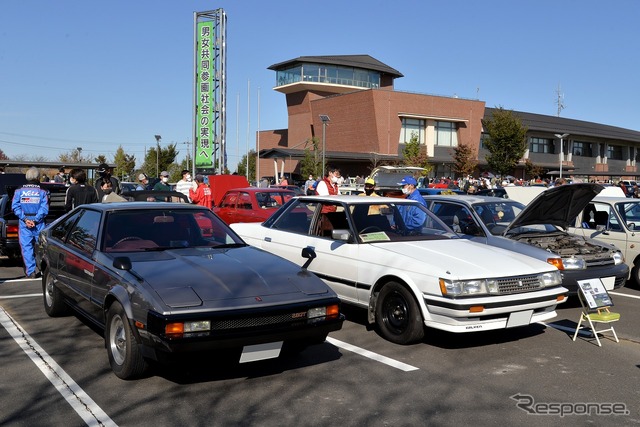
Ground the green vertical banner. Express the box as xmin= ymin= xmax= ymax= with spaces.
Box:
xmin=196 ymin=21 xmax=214 ymax=168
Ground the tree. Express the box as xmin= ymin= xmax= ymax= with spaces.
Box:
xmin=524 ymin=159 xmax=544 ymax=180
xmin=58 ymin=148 xmax=91 ymax=164
xmin=299 ymin=138 xmax=321 ymax=178
xmin=0 ymin=148 xmax=8 ymax=161
xmin=94 ymin=154 xmax=108 ymax=165
xmin=141 ymin=143 xmax=178 ymax=177
xmin=237 ymin=149 xmax=256 ymax=181
xmin=113 ymin=146 xmax=136 ymax=181
xmin=401 ymin=132 xmax=431 ymax=174
xmin=481 ymin=107 xmax=528 ymax=177
xmin=452 ymin=144 xmax=478 ymax=177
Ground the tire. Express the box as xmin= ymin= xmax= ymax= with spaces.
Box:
xmin=42 ymin=267 xmax=69 ymax=317
xmin=633 ymin=264 xmax=640 ymax=287
xmin=105 ymin=302 xmax=148 ymax=380
xmin=375 ymin=282 xmax=424 ymax=344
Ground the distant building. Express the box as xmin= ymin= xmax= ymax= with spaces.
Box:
xmin=257 ymin=54 xmax=640 ymax=181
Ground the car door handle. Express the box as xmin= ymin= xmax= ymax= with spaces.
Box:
xmin=264 ymin=237 xmax=271 ymax=242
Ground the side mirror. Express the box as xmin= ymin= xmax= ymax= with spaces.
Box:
xmin=301 ymin=246 xmax=316 ymax=260
xmin=113 ymin=256 xmax=132 ymax=271
xmin=596 ymin=225 xmax=609 ymax=234
xmin=464 ymin=223 xmax=480 ymax=236
xmin=331 ymin=229 xmax=351 ymax=241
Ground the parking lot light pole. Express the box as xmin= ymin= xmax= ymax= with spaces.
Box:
xmin=319 ymin=115 xmax=330 ymax=179
xmin=554 ymin=133 xmax=569 ymax=179
xmin=154 ymin=135 xmax=162 ymax=177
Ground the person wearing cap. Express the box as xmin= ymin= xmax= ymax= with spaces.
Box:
xmin=358 ymin=177 xmax=381 ymax=214
xmin=136 ymin=173 xmax=150 ymax=191
xmin=397 ymin=175 xmax=427 ymax=233
xmin=175 ymin=169 xmax=193 ymax=201
xmin=95 ymin=163 xmax=120 ymax=199
xmin=153 ymin=171 xmax=172 ymax=191
xmin=189 ymin=174 xmax=212 ymax=208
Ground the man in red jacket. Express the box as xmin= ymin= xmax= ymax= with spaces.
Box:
xmin=189 ymin=174 xmax=212 ymax=208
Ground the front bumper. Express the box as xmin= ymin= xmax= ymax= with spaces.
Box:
xmin=561 ymin=262 xmax=628 ymax=294
xmin=138 ymin=305 xmax=345 ymax=360
xmin=423 ymin=285 xmax=567 ymax=333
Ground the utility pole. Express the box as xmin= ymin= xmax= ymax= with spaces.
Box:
xmin=182 ymin=141 xmax=191 ymax=171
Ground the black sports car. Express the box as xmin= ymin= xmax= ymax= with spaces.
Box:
xmin=36 ymin=202 xmax=344 ymax=379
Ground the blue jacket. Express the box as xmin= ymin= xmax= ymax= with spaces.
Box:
xmin=399 ymin=189 xmax=427 ymax=230
xmin=12 ymin=184 xmax=49 ymax=225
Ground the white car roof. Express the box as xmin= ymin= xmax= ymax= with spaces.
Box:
xmin=297 ymin=195 xmax=419 ymax=204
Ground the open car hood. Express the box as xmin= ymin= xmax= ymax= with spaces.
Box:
xmin=504 ymin=183 xmax=604 ymax=233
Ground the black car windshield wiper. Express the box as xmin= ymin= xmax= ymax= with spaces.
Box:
xmin=211 ymin=243 xmax=247 ymax=249
xmin=143 ymin=245 xmax=190 ymax=251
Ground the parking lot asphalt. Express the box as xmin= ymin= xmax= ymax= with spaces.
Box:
xmin=2 ymin=259 xmax=640 ymax=426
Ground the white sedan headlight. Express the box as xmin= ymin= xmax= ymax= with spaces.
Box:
xmin=562 ymin=257 xmax=586 ymax=270
xmin=439 ymin=279 xmax=488 ymax=296
xmin=540 ymin=270 xmax=562 ymax=287
xmin=612 ymin=251 xmax=624 ymax=265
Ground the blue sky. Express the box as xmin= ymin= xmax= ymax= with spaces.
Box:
xmin=1 ymin=0 xmax=639 ymax=171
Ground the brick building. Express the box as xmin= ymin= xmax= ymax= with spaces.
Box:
xmin=257 ymin=54 xmax=640 ymax=183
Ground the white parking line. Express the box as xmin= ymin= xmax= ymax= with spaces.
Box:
xmin=610 ymin=291 xmax=640 ymax=300
xmin=0 ymin=293 xmax=42 ymax=300
xmin=326 ymin=337 xmax=419 ymax=372
xmin=0 ymin=306 xmax=118 ymax=427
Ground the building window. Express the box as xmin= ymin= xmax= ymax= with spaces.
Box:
xmin=480 ymin=132 xmax=489 ymax=149
xmin=607 ymin=144 xmax=623 ymax=160
xmin=276 ymin=63 xmax=381 ymax=89
xmin=435 ymin=121 xmax=458 ymax=147
xmin=572 ymin=141 xmax=592 ymax=157
xmin=529 ymin=137 xmax=552 ymax=153
xmin=400 ymin=118 xmax=425 ymax=144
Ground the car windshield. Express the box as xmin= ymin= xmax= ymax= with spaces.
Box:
xmin=269 ymin=198 xmax=456 ymax=243
xmin=104 ymin=209 xmax=244 ymax=252
xmin=471 ymin=201 xmax=542 ymax=236
xmin=255 ymin=191 xmax=294 ymax=208
xmin=616 ymin=201 xmax=640 ymax=229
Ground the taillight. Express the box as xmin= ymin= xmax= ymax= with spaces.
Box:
xmin=6 ymin=224 xmax=18 ymax=238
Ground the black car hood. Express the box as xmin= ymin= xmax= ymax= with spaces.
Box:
xmin=129 ymin=246 xmax=330 ymax=308
xmin=504 ymin=183 xmax=604 ymax=233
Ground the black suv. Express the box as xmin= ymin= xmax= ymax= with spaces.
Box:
xmin=0 ymin=174 xmax=67 ymax=261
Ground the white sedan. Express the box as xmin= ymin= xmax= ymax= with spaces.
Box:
xmin=232 ymin=195 xmax=568 ymax=344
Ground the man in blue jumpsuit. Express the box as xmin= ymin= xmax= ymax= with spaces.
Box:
xmin=12 ymin=167 xmax=49 ymax=278
xmin=397 ymin=175 xmax=427 ymax=233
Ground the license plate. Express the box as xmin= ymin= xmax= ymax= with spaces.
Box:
xmin=600 ymin=276 xmax=615 ymax=290
xmin=506 ymin=310 xmax=533 ymax=328
xmin=239 ymin=341 xmax=283 ymax=363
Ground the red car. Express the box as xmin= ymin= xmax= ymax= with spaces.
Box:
xmin=428 ymin=178 xmax=453 ymax=189
xmin=213 ymin=188 xmax=295 ymax=224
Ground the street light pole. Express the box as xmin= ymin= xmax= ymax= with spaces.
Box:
xmin=154 ymin=135 xmax=162 ymax=177
xmin=319 ymin=115 xmax=330 ymax=179
xmin=554 ymin=133 xmax=569 ymax=179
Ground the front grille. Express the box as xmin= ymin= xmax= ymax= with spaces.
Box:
xmin=496 ymin=275 xmax=542 ymax=294
xmin=210 ymin=311 xmax=307 ymax=330
xmin=585 ymin=258 xmax=615 ymax=268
